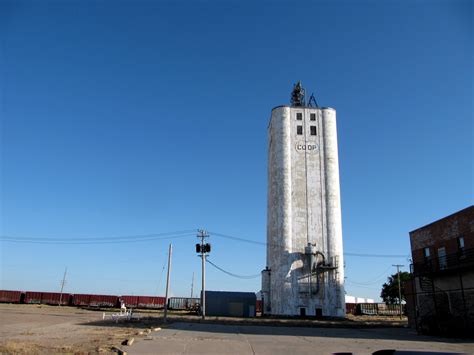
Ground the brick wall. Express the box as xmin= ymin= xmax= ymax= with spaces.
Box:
xmin=410 ymin=206 xmax=474 ymax=264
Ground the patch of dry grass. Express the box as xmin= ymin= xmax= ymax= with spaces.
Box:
xmin=0 ymin=341 xmax=47 ymax=354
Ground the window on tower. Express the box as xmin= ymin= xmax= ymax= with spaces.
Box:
xmin=310 ymin=113 xmax=316 ymax=121
xmin=296 ymin=113 xmax=302 ymax=120
xmin=297 ymin=125 xmax=303 ymax=135
xmin=310 ymin=126 xmax=317 ymax=135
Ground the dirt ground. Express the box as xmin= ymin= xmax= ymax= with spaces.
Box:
xmin=0 ymin=304 xmax=142 ymax=354
xmin=0 ymin=304 xmax=410 ymax=354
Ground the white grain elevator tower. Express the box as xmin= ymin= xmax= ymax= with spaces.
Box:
xmin=261 ymin=82 xmax=345 ymax=317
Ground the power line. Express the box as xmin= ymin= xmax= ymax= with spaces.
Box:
xmin=210 ymin=230 xmax=408 ymax=258
xmin=0 ymin=230 xmax=197 ymax=244
xmin=345 ymin=265 xmax=393 ymax=285
xmin=344 ymin=281 xmax=381 ymax=291
xmin=2 ymin=228 xmax=410 ymax=258
xmin=210 ymin=231 xmax=267 ymax=246
xmin=1 ymin=229 xmax=196 ymax=241
xmin=0 ymin=234 xmax=195 ymax=245
xmin=206 ymin=258 xmax=261 ymax=279
xmin=345 ymin=277 xmax=387 ymax=286
xmin=344 ymin=252 xmax=409 ymax=258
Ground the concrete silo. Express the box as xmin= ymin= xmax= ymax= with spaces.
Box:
xmin=261 ymin=82 xmax=345 ymax=317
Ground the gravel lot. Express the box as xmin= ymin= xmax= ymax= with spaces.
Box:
xmin=0 ymin=304 xmax=139 ymax=353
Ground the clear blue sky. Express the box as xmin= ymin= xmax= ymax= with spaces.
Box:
xmin=1 ymin=0 xmax=472 ymax=301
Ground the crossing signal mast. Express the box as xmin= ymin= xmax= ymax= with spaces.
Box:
xmin=196 ymin=230 xmax=210 ymax=320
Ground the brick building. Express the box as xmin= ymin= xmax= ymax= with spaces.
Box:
xmin=406 ymin=205 xmax=474 ymax=336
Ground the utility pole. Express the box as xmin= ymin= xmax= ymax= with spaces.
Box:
xmin=190 ymin=272 xmax=195 ymax=298
xmin=59 ymin=267 xmax=67 ymax=307
xmin=196 ymin=230 xmax=210 ymax=320
xmin=163 ymin=243 xmax=172 ymax=322
xmin=393 ymin=264 xmax=404 ymax=320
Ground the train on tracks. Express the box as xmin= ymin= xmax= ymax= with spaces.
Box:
xmin=1 ymin=289 xmax=399 ymax=315
xmin=0 ymin=289 xmax=202 ymax=310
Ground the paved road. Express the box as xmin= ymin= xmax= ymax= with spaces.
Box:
xmin=129 ymin=322 xmax=473 ymax=355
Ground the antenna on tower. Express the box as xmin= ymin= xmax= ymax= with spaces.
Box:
xmin=307 ymin=93 xmax=319 ymax=108
xmin=290 ymin=81 xmax=306 ymax=107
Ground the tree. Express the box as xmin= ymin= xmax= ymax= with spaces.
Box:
xmin=380 ymin=271 xmax=411 ymax=305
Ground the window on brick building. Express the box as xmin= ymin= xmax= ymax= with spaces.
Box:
xmin=310 ymin=126 xmax=317 ymax=135
xmin=297 ymin=125 xmax=303 ymax=135
xmin=296 ymin=113 xmax=302 ymax=120
xmin=438 ymin=247 xmax=447 ymax=270
xmin=458 ymin=236 xmax=465 ymax=257
xmin=423 ymin=247 xmax=430 ymax=259
xmin=310 ymin=113 xmax=316 ymax=121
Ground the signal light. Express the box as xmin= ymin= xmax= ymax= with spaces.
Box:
xmin=196 ymin=244 xmax=201 ymax=253
xmin=205 ymin=243 xmax=211 ymax=253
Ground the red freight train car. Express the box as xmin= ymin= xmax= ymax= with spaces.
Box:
xmin=120 ymin=296 xmax=166 ymax=309
xmin=40 ymin=292 xmax=70 ymax=305
xmin=138 ymin=296 xmax=166 ymax=309
xmin=25 ymin=291 xmax=43 ymax=304
xmin=24 ymin=291 xmax=69 ymax=305
xmin=72 ymin=294 xmax=118 ymax=308
xmin=72 ymin=294 xmax=92 ymax=306
xmin=88 ymin=294 xmax=118 ymax=307
xmin=120 ymin=296 xmax=139 ymax=308
xmin=0 ymin=290 xmax=23 ymax=303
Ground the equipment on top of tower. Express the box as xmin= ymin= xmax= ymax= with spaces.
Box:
xmin=307 ymin=93 xmax=319 ymax=108
xmin=290 ymin=81 xmax=306 ymax=107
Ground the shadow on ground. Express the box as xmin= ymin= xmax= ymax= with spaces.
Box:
xmin=80 ymin=316 xmax=473 ymax=345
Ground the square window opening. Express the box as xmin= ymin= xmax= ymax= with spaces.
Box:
xmin=296 ymin=113 xmax=302 ymax=120
xmin=297 ymin=125 xmax=303 ymax=135
xmin=310 ymin=113 xmax=316 ymax=121
xmin=310 ymin=126 xmax=317 ymax=135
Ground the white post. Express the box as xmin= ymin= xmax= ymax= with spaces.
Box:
xmin=59 ymin=267 xmax=67 ymax=306
xmin=164 ymin=244 xmax=172 ymax=322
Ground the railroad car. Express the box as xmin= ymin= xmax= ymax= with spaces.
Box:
xmin=71 ymin=294 xmax=119 ymax=308
xmin=0 ymin=290 xmax=23 ymax=303
xmin=137 ymin=296 xmax=166 ymax=309
xmin=24 ymin=291 xmax=70 ymax=306
xmin=167 ymin=297 xmax=199 ymax=310
xmin=120 ymin=295 xmax=139 ymax=308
